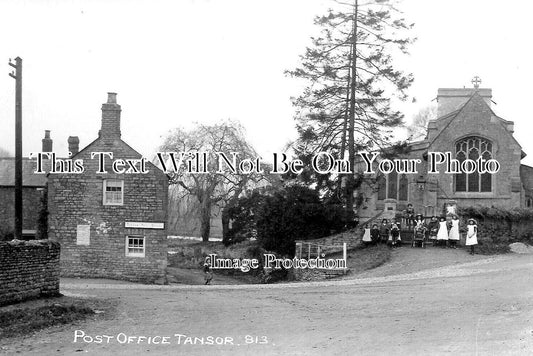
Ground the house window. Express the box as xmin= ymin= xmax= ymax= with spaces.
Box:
xmin=455 ymin=137 xmax=492 ymax=192
xmin=126 ymin=236 xmax=145 ymax=257
xmin=103 ymin=179 xmax=124 ymax=205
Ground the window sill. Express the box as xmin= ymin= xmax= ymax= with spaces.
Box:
xmin=450 ymin=192 xmax=506 ymax=199
xmin=126 ymin=254 xmax=145 ymax=258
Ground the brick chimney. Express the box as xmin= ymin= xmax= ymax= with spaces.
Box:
xmin=42 ymin=130 xmax=53 ymax=152
xmin=68 ymin=136 xmax=80 ymax=156
xmin=99 ymin=92 xmax=121 ymax=139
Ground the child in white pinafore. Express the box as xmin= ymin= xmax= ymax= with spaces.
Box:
xmin=436 ymin=216 xmax=448 ymax=247
xmin=448 ymin=215 xmax=460 ymax=249
xmin=465 ymin=219 xmax=478 ymax=255
xmin=362 ymin=224 xmax=372 ymax=246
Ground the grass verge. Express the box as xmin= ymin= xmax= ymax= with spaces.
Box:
xmin=345 ymin=244 xmax=392 ymax=274
xmin=0 ymin=296 xmax=116 ymax=339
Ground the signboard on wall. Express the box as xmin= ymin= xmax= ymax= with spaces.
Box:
xmin=76 ymin=225 xmax=90 ymax=245
xmin=124 ymin=221 xmax=165 ymax=229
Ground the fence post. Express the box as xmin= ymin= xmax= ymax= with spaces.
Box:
xmin=308 ymin=244 xmax=311 ymax=260
xmin=343 ymin=242 xmax=347 ymax=268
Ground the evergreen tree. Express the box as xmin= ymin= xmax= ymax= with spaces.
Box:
xmin=287 ymin=0 xmax=415 ymax=216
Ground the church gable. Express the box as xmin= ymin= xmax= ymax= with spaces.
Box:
xmin=357 ymin=81 xmax=530 ymax=222
xmin=430 ymin=92 xmax=521 ymax=157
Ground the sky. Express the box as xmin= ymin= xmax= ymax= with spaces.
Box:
xmin=1 ymin=0 xmax=533 ymax=164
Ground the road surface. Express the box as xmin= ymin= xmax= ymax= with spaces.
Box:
xmin=2 ymin=251 xmax=533 ymax=355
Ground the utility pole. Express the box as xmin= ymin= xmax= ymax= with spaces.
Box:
xmin=9 ymin=57 xmax=22 ymax=240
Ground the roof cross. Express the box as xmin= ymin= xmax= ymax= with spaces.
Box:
xmin=471 ymin=76 xmax=482 ymax=89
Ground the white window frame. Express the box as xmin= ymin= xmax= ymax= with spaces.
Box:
xmin=125 ymin=235 xmax=145 ymax=258
xmin=103 ymin=179 xmax=124 ymax=206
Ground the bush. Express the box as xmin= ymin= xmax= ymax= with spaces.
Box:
xmin=458 ymin=205 xmax=533 ymax=222
xmin=223 ymin=190 xmax=266 ymax=246
xmin=255 ymin=185 xmax=344 ymax=256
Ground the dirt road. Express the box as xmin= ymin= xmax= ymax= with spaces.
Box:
xmin=3 ymin=252 xmax=533 ymax=355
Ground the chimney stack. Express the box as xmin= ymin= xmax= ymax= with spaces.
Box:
xmin=42 ymin=130 xmax=53 ymax=152
xmin=68 ymin=136 xmax=80 ymax=156
xmin=99 ymin=92 xmax=121 ymax=139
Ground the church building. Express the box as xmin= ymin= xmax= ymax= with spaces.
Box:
xmin=356 ymin=78 xmax=533 ymax=221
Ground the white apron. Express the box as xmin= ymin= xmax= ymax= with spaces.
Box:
xmin=362 ymin=228 xmax=372 ymax=242
xmin=465 ymin=225 xmax=478 ymax=246
xmin=437 ymin=221 xmax=448 ymax=240
xmin=448 ymin=219 xmax=460 ymax=241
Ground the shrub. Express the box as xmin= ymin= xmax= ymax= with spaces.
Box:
xmin=223 ymin=190 xmax=266 ymax=246
xmin=255 ymin=185 xmax=344 ymax=256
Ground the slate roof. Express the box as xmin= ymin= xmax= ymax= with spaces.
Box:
xmin=0 ymin=158 xmax=47 ymax=187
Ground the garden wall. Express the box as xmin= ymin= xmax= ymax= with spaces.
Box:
xmin=0 ymin=240 xmax=60 ymax=306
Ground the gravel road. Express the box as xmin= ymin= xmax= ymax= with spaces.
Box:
xmin=2 ymin=249 xmax=533 ymax=355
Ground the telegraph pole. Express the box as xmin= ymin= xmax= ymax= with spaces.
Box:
xmin=9 ymin=57 xmax=22 ymax=240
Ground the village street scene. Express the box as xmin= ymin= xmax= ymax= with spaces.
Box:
xmin=2 ymin=1 xmax=533 ymax=355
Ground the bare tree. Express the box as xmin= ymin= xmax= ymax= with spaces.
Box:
xmin=159 ymin=120 xmax=267 ymax=242
xmin=406 ymin=105 xmax=436 ymax=141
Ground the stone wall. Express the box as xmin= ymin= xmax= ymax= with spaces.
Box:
xmin=48 ymin=158 xmax=168 ymax=283
xmin=0 ymin=240 xmax=60 ymax=306
xmin=291 ymin=230 xmax=358 ymax=281
xmin=290 ymin=268 xmax=347 ymax=282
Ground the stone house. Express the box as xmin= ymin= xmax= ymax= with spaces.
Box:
xmin=356 ymin=81 xmax=533 ymax=221
xmin=47 ymin=93 xmax=168 ymax=283
xmin=0 ymin=131 xmax=53 ymax=238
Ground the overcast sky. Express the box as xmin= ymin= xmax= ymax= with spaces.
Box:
xmin=1 ymin=0 xmax=532 ymax=165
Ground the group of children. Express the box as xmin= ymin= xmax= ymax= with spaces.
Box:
xmin=362 ymin=214 xmax=479 ymax=254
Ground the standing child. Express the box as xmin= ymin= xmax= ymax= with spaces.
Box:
xmin=428 ymin=216 xmax=439 ymax=245
xmin=370 ymin=224 xmax=380 ymax=245
xmin=465 ymin=218 xmax=478 ymax=255
xmin=379 ymin=219 xmax=389 ymax=244
xmin=362 ymin=224 xmax=372 ymax=246
xmin=448 ymin=215 xmax=460 ymax=249
xmin=203 ymin=262 xmax=213 ymax=285
xmin=436 ymin=216 xmax=448 ymax=247
xmin=405 ymin=203 xmax=415 ymax=230
xmin=389 ymin=220 xmax=400 ymax=248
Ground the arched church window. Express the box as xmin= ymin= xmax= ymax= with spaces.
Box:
xmin=455 ymin=136 xmax=492 ymax=192
xmin=377 ymin=172 xmax=408 ymax=201
xmin=388 ymin=170 xmax=398 ymax=200
xmin=399 ymin=174 xmax=408 ymax=201
xmin=377 ymin=175 xmax=386 ymax=200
